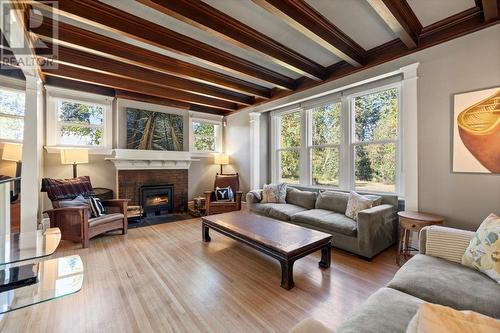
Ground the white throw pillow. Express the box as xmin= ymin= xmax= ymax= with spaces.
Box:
xmin=345 ymin=191 xmax=373 ymax=221
xmin=261 ymin=183 xmax=287 ymax=203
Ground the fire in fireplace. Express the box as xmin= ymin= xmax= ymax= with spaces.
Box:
xmin=140 ymin=184 xmax=174 ymax=217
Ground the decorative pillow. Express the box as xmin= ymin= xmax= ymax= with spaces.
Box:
xmin=261 ymin=183 xmax=287 ymax=204
xmin=58 ymin=195 xmax=92 ymax=219
xmin=89 ymin=197 xmax=106 ymax=218
xmin=425 ymin=225 xmax=474 ymax=264
xmin=462 ymin=213 xmax=500 ymax=284
xmin=215 ymin=186 xmax=233 ymax=202
xmin=406 ymin=302 xmax=500 ymax=333
xmin=42 ymin=176 xmax=95 ymax=201
xmin=345 ymin=191 xmax=373 ymax=221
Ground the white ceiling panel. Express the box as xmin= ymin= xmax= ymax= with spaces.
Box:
xmin=305 ymin=0 xmax=396 ymax=50
xmin=98 ymin=0 xmax=301 ymax=80
xmin=407 ymin=0 xmax=476 ymax=27
xmin=203 ymin=0 xmax=341 ymax=67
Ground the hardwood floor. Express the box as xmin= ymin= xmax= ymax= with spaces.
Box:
xmin=0 ymin=218 xmax=399 ymax=333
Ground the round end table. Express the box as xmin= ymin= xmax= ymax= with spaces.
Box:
xmin=396 ymin=211 xmax=444 ymax=266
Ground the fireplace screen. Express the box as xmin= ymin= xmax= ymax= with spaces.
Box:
xmin=140 ymin=184 xmax=174 ymax=216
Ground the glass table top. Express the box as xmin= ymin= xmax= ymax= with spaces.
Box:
xmin=0 ymin=228 xmax=61 ymax=266
xmin=0 ymin=255 xmax=84 ymax=314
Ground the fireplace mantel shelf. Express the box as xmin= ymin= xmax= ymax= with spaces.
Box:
xmin=105 ymin=149 xmax=200 ymax=170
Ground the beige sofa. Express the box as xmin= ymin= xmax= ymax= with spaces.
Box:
xmin=290 ymin=226 xmax=500 ymax=333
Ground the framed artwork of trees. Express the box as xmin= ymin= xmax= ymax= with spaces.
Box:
xmin=126 ymin=108 xmax=184 ymax=151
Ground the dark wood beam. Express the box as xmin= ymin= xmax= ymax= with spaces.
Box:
xmin=44 ymin=76 xmax=115 ymax=96
xmin=251 ymin=0 xmax=365 ymax=67
xmin=253 ymin=9 xmax=499 ymax=112
xmin=481 ymin=0 xmax=499 ymax=21
xmin=366 ymin=0 xmax=422 ymax=49
xmin=31 ymin=0 xmax=296 ymax=90
xmin=31 ymin=17 xmax=271 ymax=99
xmin=42 ymin=64 xmax=239 ymax=111
xmin=114 ymin=90 xmax=230 ymax=116
xmin=40 ymin=44 xmax=254 ymax=105
xmin=137 ymin=0 xmax=325 ymax=80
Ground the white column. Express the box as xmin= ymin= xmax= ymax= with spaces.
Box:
xmin=0 ymin=183 xmax=11 ymax=235
xmin=400 ymin=63 xmax=419 ymax=211
xmin=20 ymin=74 xmax=44 ymax=231
xmin=249 ymin=112 xmax=261 ymax=190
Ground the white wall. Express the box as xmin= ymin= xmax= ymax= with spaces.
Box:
xmin=225 ymin=25 xmax=500 ymax=229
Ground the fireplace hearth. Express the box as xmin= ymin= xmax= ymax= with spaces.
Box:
xmin=140 ymin=184 xmax=174 ymax=217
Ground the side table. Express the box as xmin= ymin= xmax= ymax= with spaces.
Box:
xmin=397 ymin=211 xmax=444 ymax=266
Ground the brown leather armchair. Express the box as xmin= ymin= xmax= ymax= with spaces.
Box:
xmin=45 ymin=199 xmax=128 ymax=248
xmin=204 ymin=173 xmax=242 ymax=215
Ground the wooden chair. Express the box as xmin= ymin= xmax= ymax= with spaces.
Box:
xmin=204 ymin=173 xmax=242 ymax=215
xmin=42 ymin=177 xmax=128 ymax=248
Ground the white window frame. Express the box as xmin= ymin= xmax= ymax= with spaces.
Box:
xmin=271 ymin=82 xmax=403 ymax=196
xmin=0 ymin=85 xmax=26 ymax=144
xmin=348 ymin=82 xmax=402 ymax=194
xmin=46 ymin=87 xmax=113 ymax=152
xmin=189 ymin=111 xmax=223 ymax=154
xmin=306 ymin=99 xmax=343 ymax=188
xmin=274 ymin=108 xmax=302 ymax=184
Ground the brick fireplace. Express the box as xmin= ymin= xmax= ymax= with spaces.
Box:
xmin=117 ymin=169 xmax=188 ymax=213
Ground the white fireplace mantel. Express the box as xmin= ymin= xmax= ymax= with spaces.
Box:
xmin=105 ymin=149 xmax=200 ymax=170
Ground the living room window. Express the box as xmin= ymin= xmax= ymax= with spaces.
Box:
xmin=352 ymin=87 xmax=400 ymax=193
xmin=56 ymin=99 xmax=105 ymax=146
xmin=277 ymin=110 xmax=301 ymax=184
xmin=308 ymin=102 xmax=342 ymax=187
xmin=0 ymin=87 xmax=25 ymax=142
xmin=46 ymin=87 xmax=113 ymax=150
xmin=191 ymin=119 xmax=222 ymax=153
xmin=271 ymin=82 xmax=402 ymax=195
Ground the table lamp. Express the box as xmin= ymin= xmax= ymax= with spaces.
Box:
xmin=2 ymin=143 xmax=23 ymax=177
xmin=60 ymin=149 xmax=88 ymax=178
xmin=214 ymin=153 xmax=229 ymax=174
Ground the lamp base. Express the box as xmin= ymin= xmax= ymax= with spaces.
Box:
xmin=73 ymin=163 xmax=78 ymax=178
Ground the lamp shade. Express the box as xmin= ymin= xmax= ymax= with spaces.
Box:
xmin=214 ymin=153 xmax=229 ymax=165
xmin=2 ymin=143 xmax=22 ymax=161
xmin=60 ymin=149 xmax=89 ymax=164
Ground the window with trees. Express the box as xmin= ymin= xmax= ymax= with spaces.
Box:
xmin=272 ymin=83 xmax=401 ymax=194
xmin=57 ymin=99 xmax=105 ymax=146
xmin=0 ymin=87 xmax=25 ymax=142
xmin=191 ymin=119 xmax=221 ymax=152
xmin=353 ymin=88 xmax=399 ymax=193
xmin=277 ymin=110 xmax=301 ymax=184
xmin=309 ymin=102 xmax=341 ymax=186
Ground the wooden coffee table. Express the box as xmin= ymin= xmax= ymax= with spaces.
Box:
xmin=201 ymin=211 xmax=332 ymax=290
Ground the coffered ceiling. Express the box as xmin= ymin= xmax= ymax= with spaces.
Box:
xmin=2 ymin=0 xmax=499 ymax=115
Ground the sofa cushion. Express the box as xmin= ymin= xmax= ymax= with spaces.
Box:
xmin=291 ymin=209 xmax=357 ymax=236
xmin=89 ymin=213 xmax=124 ymax=227
xmin=315 ymin=190 xmax=349 ymax=213
xmin=286 ymin=188 xmax=317 ymax=210
xmin=336 ymin=287 xmax=423 ymax=333
xmin=267 ymin=204 xmax=307 ymax=221
xmin=387 ymin=254 xmax=500 ymax=318
xmin=248 ymin=202 xmax=272 ymax=216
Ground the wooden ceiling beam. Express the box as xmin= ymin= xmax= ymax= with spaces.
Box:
xmin=137 ymin=0 xmax=325 ymax=80
xmin=31 ymin=18 xmax=271 ymax=99
xmin=256 ymin=9 xmax=499 ymax=111
xmin=481 ymin=0 xmax=499 ymax=21
xmin=366 ymin=0 xmax=422 ymax=49
xmin=252 ymin=0 xmax=365 ymax=67
xmin=31 ymin=0 xmax=296 ymax=90
xmin=42 ymin=64 xmax=239 ymax=111
xmin=40 ymin=44 xmax=254 ymax=106
xmin=114 ymin=90 xmax=230 ymax=116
